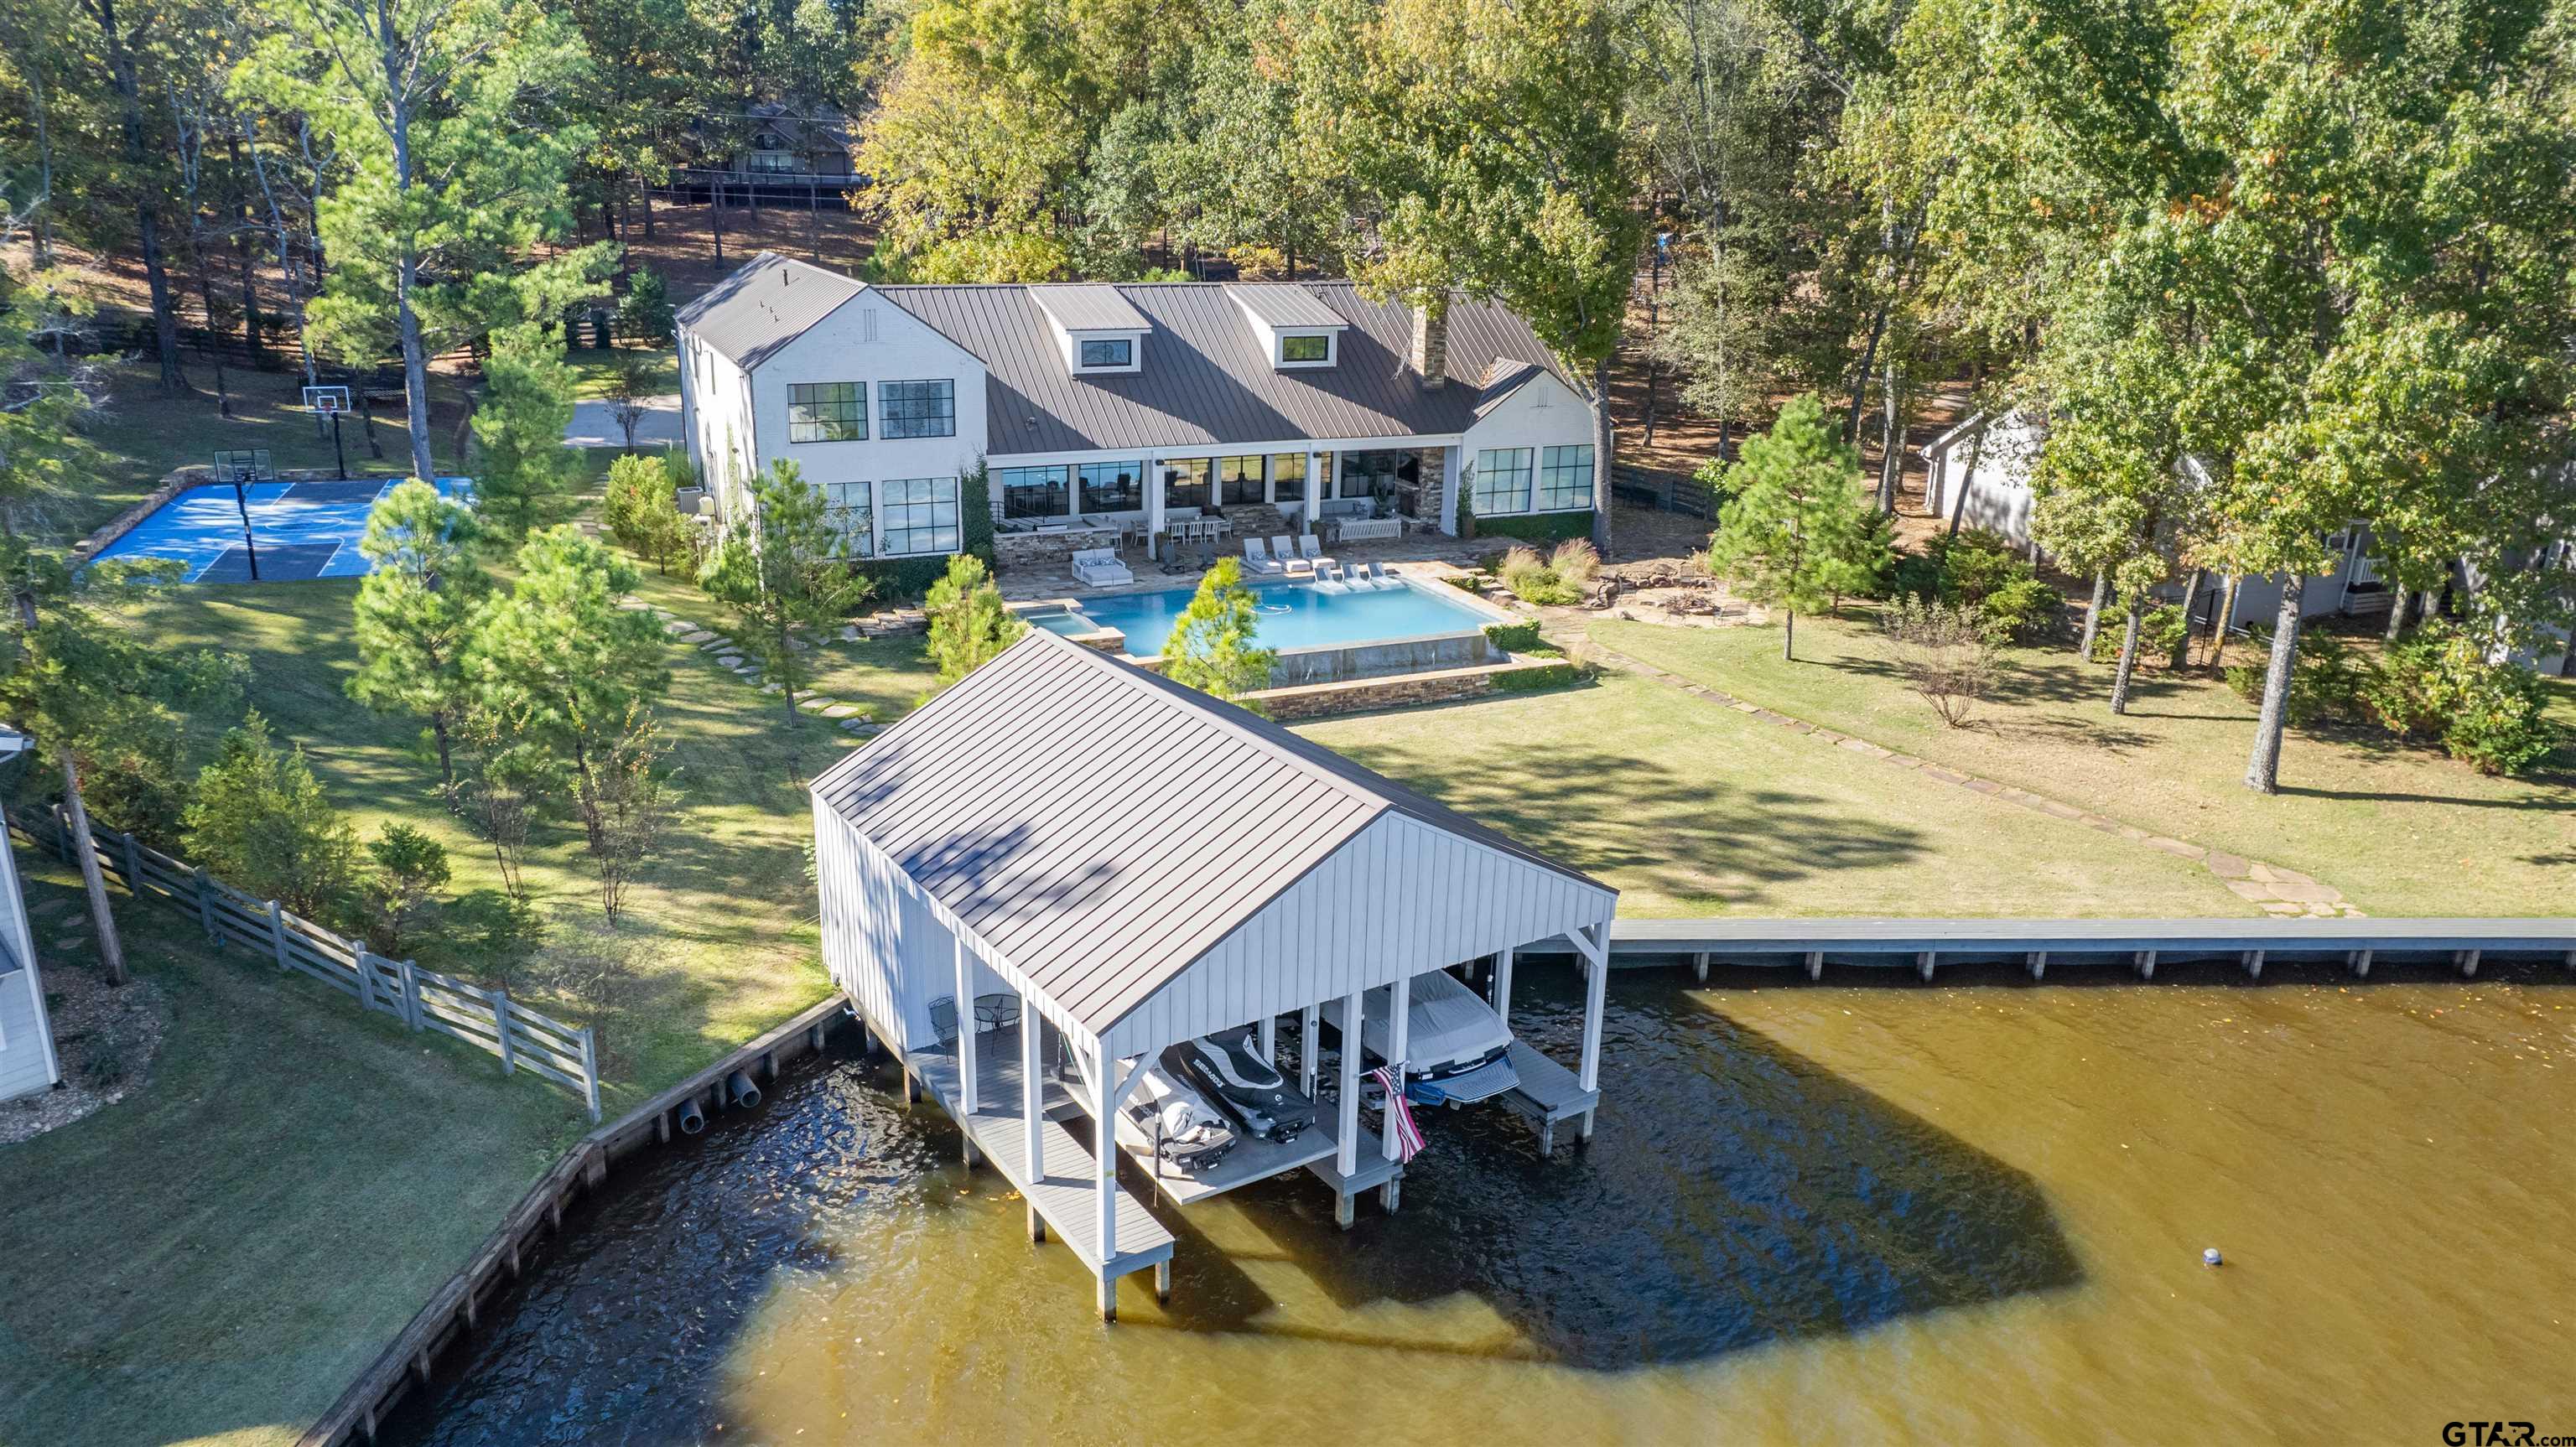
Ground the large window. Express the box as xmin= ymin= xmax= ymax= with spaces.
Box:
xmin=1537 ymin=444 xmax=1595 ymax=511
xmin=748 ymin=151 xmax=800 ymax=174
xmin=1280 ymin=333 xmax=1331 ymax=364
xmin=1161 ymin=458 xmax=1211 ymax=511
xmin=1079 ymin=459 xmax=1143 ymax=514
xmin=1269 ymin=453 xmax=1308 ymax=507
xmin=880 ymin=477 xmax=960 ymax=556
xmin=821 ymin=480 xmax=874 ymax=557
xmin=1471 ymin=448 xmax=1534 ymax=516
xmin=1078 ymin=338 xmax=1134 ymax=369
xmin=787 ymin=381 xmax=865 ymax=443
xmin=1000 ymin=464 xmax=1068 ymax=521
xmin=1218 ymin=454 xmax=1265 ymax=506
xmin=880 ymin=380 xmax=955 ymax=439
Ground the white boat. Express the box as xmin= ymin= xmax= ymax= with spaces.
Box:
xmin=1321 ymin=967 xmax=1520 ymax=1105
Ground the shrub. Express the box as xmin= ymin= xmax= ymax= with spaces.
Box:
xmin=1483 ymin=620 xmax=1544 ymax=652
xmin=2366 ymin=625 xmax=2563 ymax=775
xmin=1880 ymin=598 xmax=2007 ymax=727
xmin=1497 ymin=545 xmax=1582 ymax=605
xmin=1493 ymin=659 xmax=1587 ymax=692
xmin=183 ymin=712 xmax=361 ymax=922
xmin=1549 ymin=538 xmax=1601 ymax=589
xmin=1895 ymin=530 xmax=2058 ymax=641
xmin=2089 ymin=603 xmax=2189 ymax=664
xmin=1476 ymin=511 xmax=1595 ymax=543
xmin=361 ymin=823 xmax=451 ymax=954
xmin=1161 ymin=558 xmax=1280 ymax=705
xmin=617 ymin=268 xmax=677 ymax=346
xmin=2225 ymin=627 xmax=2370 ymax=727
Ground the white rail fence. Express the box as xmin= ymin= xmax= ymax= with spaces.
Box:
xmin=8 ymin=804 xmax=601 ymax=1119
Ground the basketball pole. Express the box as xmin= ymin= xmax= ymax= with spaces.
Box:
xmin=330 ymin=409 xmax=348 ymax=480
xmin=231 ymin=474 xmax=262 ymax=583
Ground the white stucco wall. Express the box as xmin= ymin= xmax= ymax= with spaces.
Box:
xmin=749 ymin=294 xmax=990 ymax=511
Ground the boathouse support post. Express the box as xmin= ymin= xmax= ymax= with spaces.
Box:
xmin=1021 ymin=990 xmax=1043 ymax=1215
xmin=1805 ymin=950 xmax=1823 ymax=982
xmin=2133 ymin=949 xmax=2157 ymax=980
xmin=2245 ymin=949 xmax=2265 ymax=982
xmin=1917 ymin=951 xmax=1936 ymax=983
xmin=2458 ymin=948 xmax=2480 ymax=978
xmin=2349 ymin=949 xmax=2372 ymax=979
xmin=1693 ymin=951 xmax=1709 ymax=983
xmin=1335 ymin=989 xmax=1362 ymax=1180
xmin=2027 ymin=951 xmax=2047 ymax=981
xmin=1492 ymin=947 xmax=1515 ymax=1029
xmin=1574 ymin=922 xmax=1609 ymax=1096
xmin=1091 ymin=1045 xmax=1148 ymax=1320
xmin=954 ymin=937 xmax=978 ymax=1117
xmin=1381 ymin=972 xmax=1412 ymax=1169
xmin=1298 ymin=1004 xmax=1319 ymax=1101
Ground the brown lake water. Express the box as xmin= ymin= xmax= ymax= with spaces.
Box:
xmin=382 ymin=962 xmax=2576 ymax=1445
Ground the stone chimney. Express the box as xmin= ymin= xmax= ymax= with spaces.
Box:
xmin=1410 ymin=293 xmax=1450 ymax=389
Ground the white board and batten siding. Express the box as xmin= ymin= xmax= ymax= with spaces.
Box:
xmin=813 ymin=799 xmax=1005 ymax=1057
xmin=1098 ymin=811 xmax=1611 ymax=1059
xmin=0 ymin=827 xmax=60 ymax=1102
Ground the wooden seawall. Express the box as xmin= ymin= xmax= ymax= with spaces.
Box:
xmin=297 ymin=993 xmax=854 ymax=1447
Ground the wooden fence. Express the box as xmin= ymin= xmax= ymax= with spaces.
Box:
xmin=8 ymin=805 xmax=600 ymax=1120
xmin=1610 ymin=463 xmax=1718 ymax=519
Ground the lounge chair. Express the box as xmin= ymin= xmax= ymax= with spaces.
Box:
xmin=1243 ymin=537 xmax=1285 ymax=575
xmin=1071 ymin=548 xmax=1133 ymax=587
xmin=1316 ymin=561 xmax=1348 ymax=586
xmin=1296 ymin=534 xmax=1337 ymax=573
xmin=1271 ymin=534 xmax=1314 ymax=577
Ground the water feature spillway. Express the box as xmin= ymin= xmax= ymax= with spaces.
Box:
xmin=380 ymin=963 xmax=2576 ymax=1445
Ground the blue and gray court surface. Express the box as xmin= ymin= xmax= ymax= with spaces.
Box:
xmin=92 ymin=476 xmax=474 ymax=583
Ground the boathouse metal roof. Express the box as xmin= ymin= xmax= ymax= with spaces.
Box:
xmin=808 ymin=630 xmax=1614 ymax=1049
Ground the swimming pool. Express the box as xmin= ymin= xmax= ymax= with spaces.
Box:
xmin=91 ymin=475 xmax=474 ymax=583
xmin=1041 ymin=577 xmax=1500 ymax=658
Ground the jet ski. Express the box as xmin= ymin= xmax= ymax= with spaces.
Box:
xmin=1166 ymin=1028 xmax=1318 ymax=1144
xmin=1124 ymin=1062 xmax=1236 ymax=1175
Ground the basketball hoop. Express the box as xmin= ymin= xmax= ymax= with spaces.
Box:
xmin=211 ymin=449 xmax=276 ymax=485
xmin=302 ymin=385 xmax=352 ymax=414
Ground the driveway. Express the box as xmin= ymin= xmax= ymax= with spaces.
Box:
xmin=563 ymin=395 xmax=682 ymax=449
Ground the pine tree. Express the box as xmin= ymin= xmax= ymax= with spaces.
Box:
xmin=183 ymin=712 xmax=362 ymax=923
xmin=923 ymin=554 xmax=1026 ymax=692
xmin=469 ymin=334 xmax=582 ymax=542
xmin=1701 ymin=393 xmax=1889 ymax=660
xmin=698 ymin=460 xmax=874 ymax=730
xmin=1161 ymin=558 xmax=1279 ymax=707
xmin=348 ymin=480 xmax=489 ymax=806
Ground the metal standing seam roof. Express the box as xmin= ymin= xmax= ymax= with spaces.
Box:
xmin=1029 ymin=284 xmax=1151 ymax=332
xmin=1226 ymin=283 xmax=1348 ymax=329
xmin=873 ymin=280 xmax=1571 ymax=455
xmin=809 ymin=629 xmax=1610 ymax=1037
xmin=675 ymin=253 xmax=867 ymax=370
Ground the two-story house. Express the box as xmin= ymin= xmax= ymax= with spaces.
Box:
xmin=673 ymin=254 xmax=1602 ymax=573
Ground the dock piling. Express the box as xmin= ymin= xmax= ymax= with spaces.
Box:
xmin=1155 ymin=1260 xmax=1172 ymax=1303
xmin=2027 ymin=951 xmax=2047 ymax=982
xmin=1916 ymin=951 xmax=1936 ymax=983
xmin=2458 ymin=947 xmax=2481 ymax=978
xmin=2244 ymin=949 xmax=2264 ymax=981
xmin=1335 ymin=1193 xmax=1355 ymax=1229
xmin=2349 ymin=949 xmax=2371 ymax=979
xmin=1692 ymin=951 xmax=1709 ymax=983
xmin=2133 ymin=949 xmax=2157 ymax=980
xmin=1804 ymin=950 xmax=1823 ymax=982
xmin=1028 ymin=1204 xmax=1045 ymax=1243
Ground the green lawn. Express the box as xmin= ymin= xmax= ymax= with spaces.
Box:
xmin=560 ymin=344 xmax=678 ymax=400
xmin=0 ymin=872 xmax=580 ymax=1447
xmin=123 ymin=571 xmax=937 ymax=1104
xmin=57 ymin=360 xmax=472 ymax=543
xmin=1294 ymin=671 xmax=2251 ymax=917
xmin=1585 ymin=614 xmax=2576 ymax=916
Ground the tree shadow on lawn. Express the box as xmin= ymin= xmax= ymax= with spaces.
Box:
xmin=1341 ymin=732 xmax=1931 ymax=907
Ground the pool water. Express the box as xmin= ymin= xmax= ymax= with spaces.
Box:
xmin=1064 ymin=578 xmax=1496 ymax=656
xmin=92 ymin=475 xmax=473 ymax=583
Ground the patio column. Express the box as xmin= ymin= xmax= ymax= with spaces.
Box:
xmin=1573 ymin=922 xmax=1608 ymax=1095
xmin=954 ymin=935 xmax=978 ymax=1118
xmin=1145 ymin=458 xmax=1165 ymax=562
xmin=1334 ymin=990 xmax=1361 ymax=1177
xmin=1491 ymin=946 xmax=1515 ymax=1030
xmin=1021 ymin=993 xmax=1043 ymax=1182
xmin=1298 ymin=1004 xmax=1318 ymax=1100
xmin=1301 ymin=450 xmax=1319 ymax=533
xmin=1093 ymin=1045 xmax=1118 ymax=1319
xmin=1380 ymin=972 xmax=1411 ymax=1164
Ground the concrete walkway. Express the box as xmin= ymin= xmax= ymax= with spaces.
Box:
xmin=1557 ymin=625 xmax=2364 ymax=919
xmin=564 ymin=396 xmax=681 ymax=449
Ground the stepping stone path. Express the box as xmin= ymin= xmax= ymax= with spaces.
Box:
xmin=823 ymin=704 xmax=865 ymax=718
xmin=681 ymin=630 xmax=717 ymax=644
xmin=1567 ymin=630 xmax=2366 ymax=920
xmin=52 ymin=931 xmax=87 ymax=952
xmin=29 ymin=897 xmax=71 ymax=918
xmin=715 ymin=653 xmax=745 ymax=667
xmin=797 ymin=696 xmax=839 ymax=713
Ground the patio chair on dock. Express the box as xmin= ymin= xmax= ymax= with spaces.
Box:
xmin=930 ymin=995 xmax=960 ymax=1045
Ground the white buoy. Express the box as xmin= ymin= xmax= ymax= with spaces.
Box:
xmin=2203 ymin=1247 xmax=2223 ymax=1268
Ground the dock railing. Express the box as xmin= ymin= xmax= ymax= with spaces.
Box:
xmin=7 ymin=803 xmax=600 ymax=1119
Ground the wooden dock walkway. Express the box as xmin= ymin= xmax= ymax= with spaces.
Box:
xmin=908 ymin=1030 xmax=1174 ymax=1284
xmin=1570 ymin=917 xmax=2576 ymax=982
xmin=1500 ymin=1041 xmax=1598 ymax=1152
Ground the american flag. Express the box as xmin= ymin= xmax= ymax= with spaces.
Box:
xmin=1371 ymin=1066 xmax=1425 ymax=1161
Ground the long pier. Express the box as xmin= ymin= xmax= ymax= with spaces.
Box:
xmin=1550 ymin=918 xmax=2576 ymax=983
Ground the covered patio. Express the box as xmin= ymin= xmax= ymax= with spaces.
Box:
xmin=809 ymin=629 xmax=1617 ymax=1316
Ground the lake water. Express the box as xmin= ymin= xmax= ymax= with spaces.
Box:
xmin=380 ymin=962 xmax=2576 ymax=1445
xmin=1044 ymin=579 xmax=1494 ymax=657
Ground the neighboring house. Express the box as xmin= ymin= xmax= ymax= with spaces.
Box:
xmin=700 ymin=102 xmax=855 ymax=182
xmin=673 ymin=253 xmax=1601 ymax=566
xmin=0 ymin=728 xmax=62 ymax=1104
xmin=1924 ymin=410 xmax=2397 ymax=630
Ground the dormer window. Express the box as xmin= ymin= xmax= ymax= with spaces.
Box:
xmin=1031 ymin=285 xmax=1150 ymax=376
xmin=1280 ymin=333 xmax=1332 ymax=366
xmin=1079 ymin=337 xmax=1135 ymax=370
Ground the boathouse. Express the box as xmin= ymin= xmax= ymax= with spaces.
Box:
xmin=808 ymin=628 xmax=1617 ymax=1316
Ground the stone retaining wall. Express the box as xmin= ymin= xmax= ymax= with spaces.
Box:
xmin=995 ymin=526 xmax=1121 ymax=571
xmin=1249 ymin=655 xmax=1562 ymax=719
xmin=78 ymin=466 xmax=361 ymax=558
